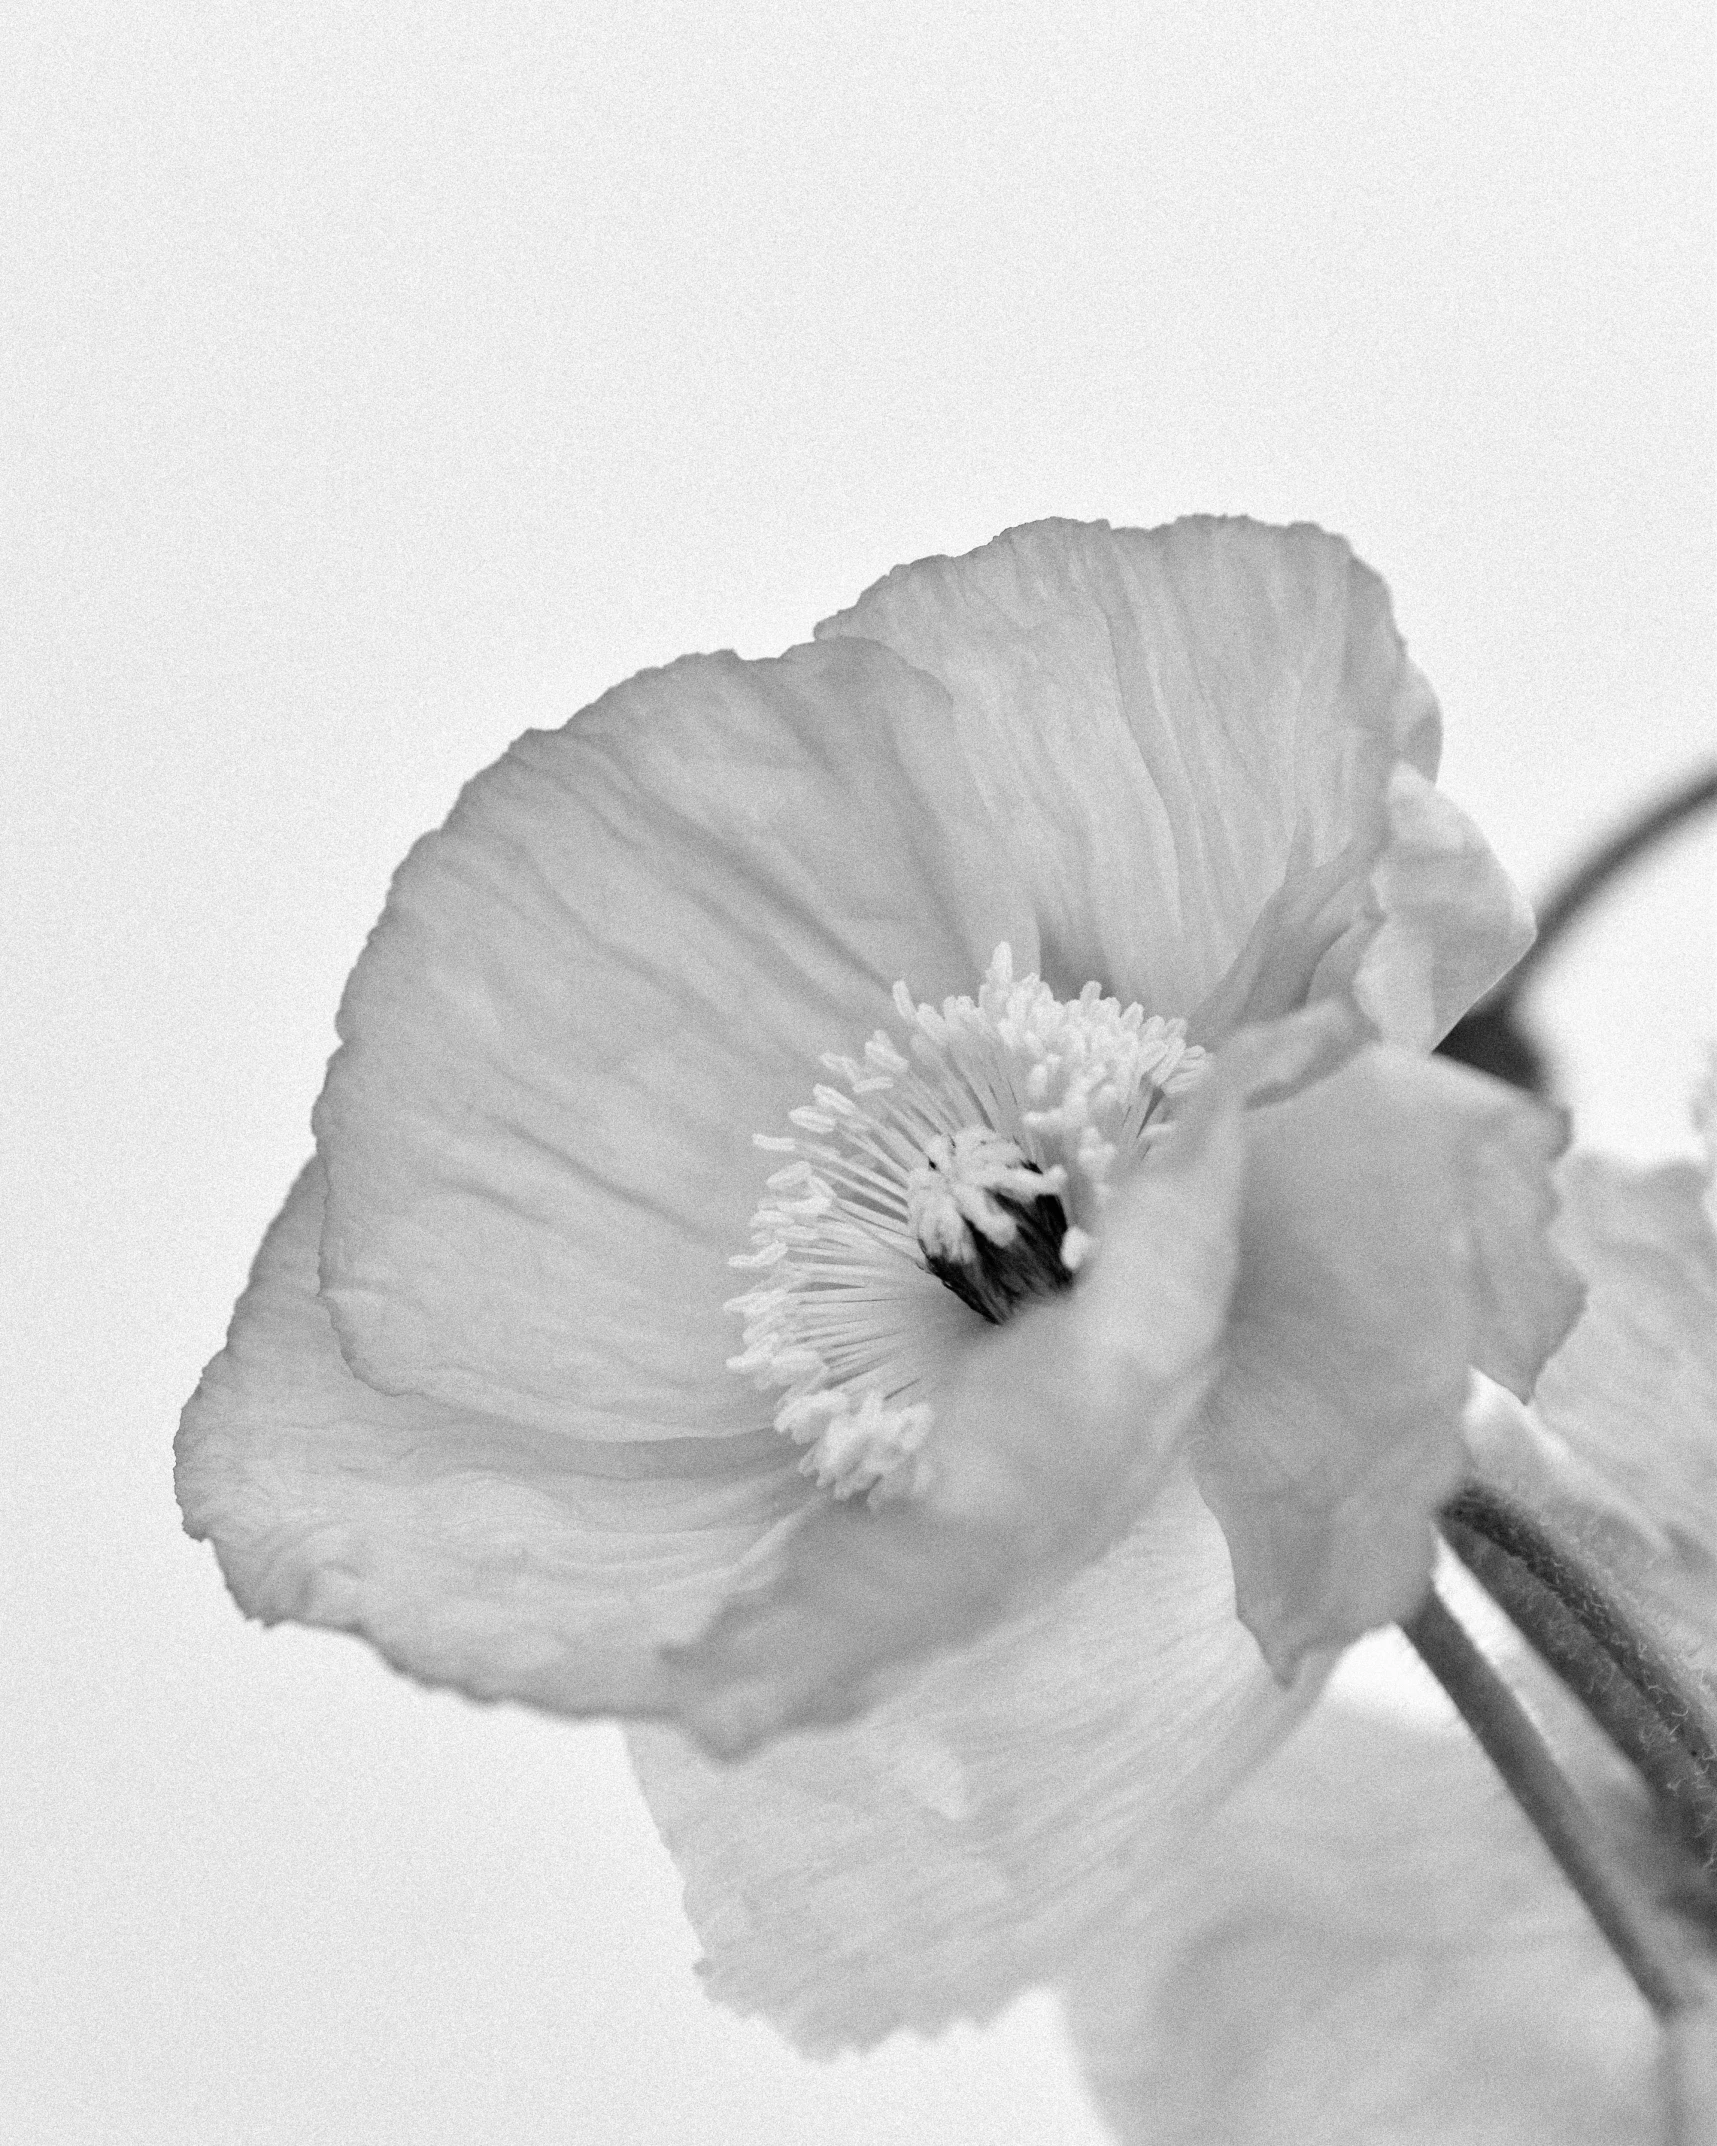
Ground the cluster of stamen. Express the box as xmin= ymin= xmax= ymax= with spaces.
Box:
xmin=908 ymin=1126 xmax=1075 ymax=1325
xmin=725 ymin=945 xmax=1206 ymax=1503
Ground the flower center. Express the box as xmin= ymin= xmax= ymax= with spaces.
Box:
xmin=726 ymin=945 xmax=1206 ymax=1503
xmin=907 ymin=1125 xmax=1075 ymax=1325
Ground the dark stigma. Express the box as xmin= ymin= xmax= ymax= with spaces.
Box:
xmin=923 ymin=1190 xmax=1076 ymax=1325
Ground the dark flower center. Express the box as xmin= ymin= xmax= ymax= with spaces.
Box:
xmin=922 ymin=1189 xmax=1078 ymax=1325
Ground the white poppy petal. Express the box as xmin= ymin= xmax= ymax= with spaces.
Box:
xmin=818 ymin=516 xmax=1523 ymax=1035
xmin=1062 ymin=1631 xmax=1662 ymax=2146
xmin=1196 ymin=1048 xmax=1582 ymax=1673
xmin=1348 ymin=760 xmax=1534 ymax=1047
xmin=652 ymin=1054 xmax=1256 ymax=1759
xmin=627 ymin=1464 xmax=1323 ymax=2056
xmin=313 ymin=638 xmax=1036 ymax=1441
xmin=175 ymin=1162 xmax=815 ymax=1712
xmin=1459 ymin=1374 xmax=1668 ymax=1552
xmin=1196 ymin=760 xmax=1534 ymax=1050
xmin=1475 ymin=1142 xmax=1717 ymax=1698
xmin=1535 ymin=1152 xmax=1717 ymax=1561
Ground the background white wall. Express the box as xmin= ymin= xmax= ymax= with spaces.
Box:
xmin=5 ymin=5 xmax=1711 ymax=2141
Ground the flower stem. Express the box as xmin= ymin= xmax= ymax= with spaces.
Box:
xmin=1442 ymin=1486 xmax=1717 ymax=1885
xmin=1514 ymin=762 xmax=1717 ymax=988
xmin=1434 ymin=760 xmax=1717 ymax=1094
xmin=1402 ymin=1578 xmax=1695 ymax=2023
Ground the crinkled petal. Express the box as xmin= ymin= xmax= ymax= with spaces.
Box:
xmin=175 ymin=1162 xmax=814 ymax=1712
xmin=1062 ymin=1629 xmax=1662 ymax=2146
xmin=627 ymin=1463 xmax=1324 ymax=2056
xmin=645 ymin=1003 xmax=1360 ymax=1761
xmin=1535 ymin=1152 xmax=1717 ymax=1562
xmin=1350 ymin=760 xmax=1535 ymax=1046
xmin=1195 ymin=760 xmax=1534 ymax=1051
xmin=650 ymin=1055 xmax=1256 ymax=1758
xmin=313 ymin=638 xmax=1035 ymax=1440
xmin=818 ymin=517 xmax=1527 ymax=1037
xmin=1195 ymin=1048 xmax=1582 ymax=1674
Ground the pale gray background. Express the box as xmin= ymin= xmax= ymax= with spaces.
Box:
xmin=5 ymin=5 xmax=1713 ymax=2142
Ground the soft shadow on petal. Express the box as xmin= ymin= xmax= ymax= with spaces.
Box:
xmin=1196 ymin=1049 xmax=1582 ymax=1674
xmin=653 ymin=1060 xmax=1256 ymax=1759
xmin=175 ymin=1163 xmax=815 ymax=1712
xmin=313 ymin=638 xmax=1036 ymax=1441
xmin=628 ymin=1464 xmax=1325 ymax=2056
xmin=816 ymin=517 xmax=1519 ymax=1025
xmin=1062 ymin=1629 xmax=1659 ymax=2146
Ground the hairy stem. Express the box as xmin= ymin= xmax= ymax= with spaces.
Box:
xmin=1442 ymin=1487 xmax=1717 ymax=1883
xmin=1402 ymin=1579 xmax=1694 ymax=2023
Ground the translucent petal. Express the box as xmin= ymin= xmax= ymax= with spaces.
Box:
xmin=1062 ymin=1632 xmax=1661 ymax=2146
xmin=1195 ymin=760 xmax=1533 ymax=1050
xmin=651 ymin=1068 xmax=1255 ymax=1757
xmin=313 ymin=638 xmax=1036 ymax=1439
xmin=627 ymin=1464 xmax=1324 ymax=2056
xmin=818 ymin=517 xmax=1526 ymax=1036
xmin=1479 ymin=1145 xmax=1717 ymax=1689
xmin=1536 ymin=1152 xmax=1717 ymax=1562
xmin=1196 ymin=1049 xmax=1582 ymax=1673
xmin=175 ymin=1162 xmax=815 ymax=1712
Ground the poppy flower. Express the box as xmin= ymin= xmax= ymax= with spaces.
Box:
xmin=177 ymin=515 xmax=1579 ymax=2047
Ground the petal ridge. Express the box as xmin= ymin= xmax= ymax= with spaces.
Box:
xmin=627 ymin=1464 xmax=1324 ymax=2055
xmin=817 ymin=515 xmax=1460 ymax=1019
xmin=175 ymin=1161 xmax=816 ymax=1716
xmin=1194 ymin=1047 xmax=1581 ymax=1673
xmin=312 ymin=637 xmax=1035 ymax=1439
